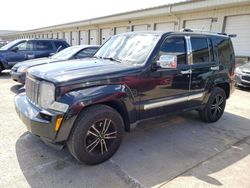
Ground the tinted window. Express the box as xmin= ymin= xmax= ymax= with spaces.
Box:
xmin=36 ymin=41 xmax=53 ymax=51
xmin=54 ymin=41 xmax=68 ymax=51
xmin=214 ymin=38 xmax=233 ymax=64
xmin=74 ymin=48 xmax=98 ymax=59
xmin=191 ymin=38 xmax=210 ymax=64
xmin=15 ymin=41 xmax=33 ymax=51
xmin=159 ymin=37 xmax=186 ymax=65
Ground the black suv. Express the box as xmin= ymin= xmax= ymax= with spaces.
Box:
xmin=0 ymin=39 xmax=69 ymax=73
xmin=15 ymin=31 xmax=235 ymax=165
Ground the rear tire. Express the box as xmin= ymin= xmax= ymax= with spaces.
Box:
xmin=0 ymin=64 xmax=3 ymax=74
xmin=199 ymin=87 xmax=226 ymax=123
xmin=67 ymin=104 xmax=124 ymax=165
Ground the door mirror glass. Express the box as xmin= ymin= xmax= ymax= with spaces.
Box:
xmin=157 ymin=55 xmax=177 ymax=69
xmin=11 ymin=46 xmax=19 ymax=52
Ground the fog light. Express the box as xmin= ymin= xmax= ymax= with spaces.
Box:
xmin=55 ymin=117 xmax=63 ymax=131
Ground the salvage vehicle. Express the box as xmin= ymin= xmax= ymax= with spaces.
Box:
xmin=0 ymin=39 xmax=69 ymax=74
xmin=11 ymin=45 xmax=100 ymax=84
xmin=15 ymin=30 xmax=235 ymax=165
xmin=235 ymin=62 xmax=250 ymax=87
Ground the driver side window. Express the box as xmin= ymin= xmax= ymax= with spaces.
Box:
xmin=15 ymin=41 xmax=33 ymax=51
xmin=158 ymin=37 xmax=187 ymax=65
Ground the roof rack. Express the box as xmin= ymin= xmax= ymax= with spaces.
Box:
xmin=180 ymin=28 xmax=228 ymax=36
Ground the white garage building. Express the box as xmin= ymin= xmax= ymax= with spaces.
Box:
xmin=1 ymin=0 xmax=250 ymax=58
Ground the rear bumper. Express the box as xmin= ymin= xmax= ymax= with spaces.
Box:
xmin=235 ymin=75 xmax=250 ymax=87
xmin=15 ymin=93 xmax=63 ymax=142
xmin=10 ymin=71 xmax=26 ymax=84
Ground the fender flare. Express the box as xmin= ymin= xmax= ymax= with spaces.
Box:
xmin=55 ymin=84 xmax=136 ymax=142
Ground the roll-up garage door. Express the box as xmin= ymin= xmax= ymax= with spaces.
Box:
xmin=58 ymin=32 xmax=63 ymax=39
xmin=155 ymin=22 xmax=175 ymax=31
xmin=80 ymin=31 xmax=88 ymax=45
xmin=90 ymin=30 xmax=98 ymax=45
xmin=133 ymin=24 xmax=148 ymax=31
xmin=64 ymin=32 xmax=71 ymax=45
xmin=185 ymin=19 xmax=212 ymax=31
xmin=101 ymin=28 xmax=112 ymax=44
xmin=115 ymin=26 xmax=128 ymax=34
xmin=71 ymin=31 xmax=79 ymax=46
xmin=224 ymin=15 xmax=250 ymax=57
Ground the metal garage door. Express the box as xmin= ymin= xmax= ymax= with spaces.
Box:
xmin=80 ymin=31 xmax=88 ymax=45
xmin=133 ymin=25 xmax=148 ymax=31
xmin=155 ymin=22 xmax=175 ymax=31
xmin=71 ymin=31 xmax=79 ymax=46
xmin=90 ymin=30 xmax=98 ymax=45
xmin=101 ymin=28 xmax=112 ymax=44
xmin=225 ymin=15 xmax=250 ymax=57
xmin=58 ymin=32 xmax=63 ymax=39
xmin=115 ymin=26 xmax=128 ymax=34
xmin=185 ymin=19 xmax=212 ymax=31
xmin=64 ymin=32 xmax=71 ymax=45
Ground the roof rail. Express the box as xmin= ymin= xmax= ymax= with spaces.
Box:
xmin=180 ymin=28 xmax=228 ymax=36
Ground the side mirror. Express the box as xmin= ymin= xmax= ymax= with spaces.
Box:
xmin=156 ymin=55 xmax=177 ymax=69
xmin=11 ymin=46 xmax=19 ymax=52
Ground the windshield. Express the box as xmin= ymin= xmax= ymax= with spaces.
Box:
xmin=95 ymin=33 xmax=160 ymax=65
xmin=0 ymin=40 xmax=22 ymax=50
xmin=51 ymin=46 xmax=82 ymax=60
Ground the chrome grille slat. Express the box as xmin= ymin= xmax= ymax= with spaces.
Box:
xmin=26 ymin=76 xmax=40 ymax=104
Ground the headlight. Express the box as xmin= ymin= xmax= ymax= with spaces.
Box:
xmin=38 ymin=81 xmax=55 ymax=109
xmin=235 ymin=67 xmax=242 ymax=75
xmin=17 ymin=66 xmax=28 ymax=73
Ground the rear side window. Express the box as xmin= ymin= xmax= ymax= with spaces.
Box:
xmin=191 ymin=38 xmax=210 ymax=64
xmin=74 ymin=48 xmax=98 ymax=59
xmin=159 ymin=37 xmax=187 ymax=65
xmin=36 ymin=41 xmax=53 ymax=51
xmin=214 ymin=38 xmax=233 ymax=64
xmin=54 ymin=41 xmax=68 ymax=51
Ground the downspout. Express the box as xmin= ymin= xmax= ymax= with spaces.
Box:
xmin=169 ymin=5 xmax=181 ymax=31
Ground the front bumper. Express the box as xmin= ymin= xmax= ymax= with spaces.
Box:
xmin=235 ymin=74 xmax=250 ymax=87
xmin=15 ymin=93 xmax=63 ymax=142
xmin=10 ymin=70 xmax=26 ymax=84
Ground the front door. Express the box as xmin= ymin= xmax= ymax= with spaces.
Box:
xmin=139 ymin=36 xmax=192 ymax=119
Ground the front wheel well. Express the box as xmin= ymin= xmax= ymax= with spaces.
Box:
xmin=215 ymin=83 xmax=230 ymax=99
xmin=101 ymin=100 xmax=130 ymax=132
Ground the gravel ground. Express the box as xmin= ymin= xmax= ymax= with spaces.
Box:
xmin=0 ymin=70 xmax=250 ymax=188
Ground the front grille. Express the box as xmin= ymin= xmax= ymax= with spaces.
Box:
xmin=242 ymin=75 xmax=250 ymax=82
xmin=26 ymin=76 xmax=40 ymax=104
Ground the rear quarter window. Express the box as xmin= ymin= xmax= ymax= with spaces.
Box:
xmin=54 ymin=41 xmax=69 ymax=51
xmin=213 ymin=37 xmax=234 ymax=64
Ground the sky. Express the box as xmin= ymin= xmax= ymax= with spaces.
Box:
xmin=0 ymin=0 xmax=185 ymax=31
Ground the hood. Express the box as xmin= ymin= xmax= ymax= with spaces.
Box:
xmin=13 ymin=57 xmax=53 ymax=68
xmin=239 ymin=63 xmax=250 ymax=73
xmin=28 ymin=58 xmax=135 ymax=84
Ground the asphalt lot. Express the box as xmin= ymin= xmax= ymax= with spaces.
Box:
xmin=1 ymin=70 xmax=250 ymax=188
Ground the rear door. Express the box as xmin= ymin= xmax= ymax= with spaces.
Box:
xmin=189 ymin=36 xmax=218 ymax=106
xmin=34 ymin=40 xmax=54 ymax=58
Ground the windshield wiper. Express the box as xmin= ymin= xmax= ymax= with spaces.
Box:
xmin=95 ymin=56 xmax=122 ymax=63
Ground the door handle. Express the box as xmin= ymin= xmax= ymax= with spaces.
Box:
xmin=181 ymin=69 xmax=192 ymax=74
xmin=27 ymin=54 xmax=35 ymax=59
xmin=210 ymin=66 xmax=220 ymax=71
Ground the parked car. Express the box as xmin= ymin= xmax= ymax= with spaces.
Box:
xmin=15 ymin=30 xmax=235 ymax=165
xmin=0 ymin=39 xmax=69 ymax=74
xmin=10 ymin=45 xmax=100 ymax=84
xmin=0 ymin=40 xmax=8 ymax=48
xmin=235 ymin=62 xmax=250 ymax=87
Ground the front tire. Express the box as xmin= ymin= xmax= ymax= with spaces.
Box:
xmin=199 ymin=87 xmax=226 ymax=123
xmin=67 ymin=105 xmax=124 ymax=165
